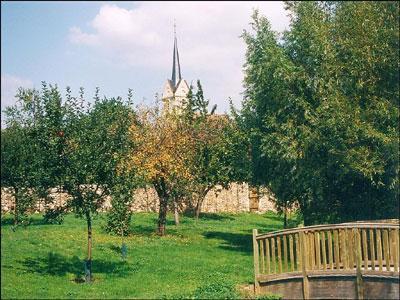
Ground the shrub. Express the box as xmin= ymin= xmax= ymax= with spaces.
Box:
xmin=193 ymin=273 xmax=239 ymax=299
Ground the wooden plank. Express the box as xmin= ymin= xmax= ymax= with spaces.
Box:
xmin=376 ymin=229 xmax=383 ymax=271
xmin=389 ymin=229 xmax=396 ymax=272
xmin=295 ymin=233 xmax=301 ymax=271
xmin=383 ymin=229 xmax=390 ymax=271
xmin=370 ymin=229 xmax=375 ymax=270
xmin=328 ymin=230 xmax=333 ymax=270
xmin=277 ymin=236 xmax=282 ymax=273
xmin=260 ymin=239 xmax=265 ymax=274
xmin=271 ymin=237 xmax=276 ymax=274
xmin=315 ymin=231 xmax=321 ymax=270
xmin=396 ymin=228 xmax=399 ymax=272
xmin=252 ymin=229 xmax=260 ymax=294
xmin=343 ymin=228 xmax=350 ymax=269
xmin=354 ymin=229 xmax=363 ymax=300
xmin=289 ymin=235 xmax=295 ymax=272
xmin=256 ymin=269 xmax=400 ymax=284
xmin=321 ymin=231 xmax=327 ymax=271
xmin=283 ymin=235 xmax=288 ymax=272
xmin=342 ymin=229 xmax=349 ymax=269
xmin=300 ymin=231 xmax=309 ymax=299
xmin=348 ymin=229 xmax=354 ymax=269
xmin=392 ymin=229 xmax=398 ymax=272
xmin=334 ymin=230 xmax=340 ymax=270
xmin=309 ymin=232 xmax=315 ymax=270
xmin=266 ymin=238 xmax=270 ymax=274
xmin=362 ymin=229 xmax=368 ymax=270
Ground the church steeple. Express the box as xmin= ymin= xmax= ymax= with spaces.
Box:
xmin=171 ymin=22 xmax=182 ymax=88
xmin=161 ymin=21 xmax=189 ymax=113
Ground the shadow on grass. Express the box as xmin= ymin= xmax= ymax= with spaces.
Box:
xmin=131 ymin=224 xmax=156 ymax=235
xmin=18 ymin=252 xmax=134 ymax=278
xmin=203 ymin=231 xmax=253 ymax=254
xmin=0 ymin=217 xmax=49 ymax=227
xmin=182 ymin=209 xmax=236 ymax=221
xmin=198 ymin=213 xmax=235 ymax=221
xmin=130 ymin=222 xmax=180 ymax=236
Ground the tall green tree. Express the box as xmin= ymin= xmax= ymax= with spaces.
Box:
xmin=241 ymin=2 xmax=399 ymax=225
xmin=1 ymin=85 xmax=65 ymax=225
xmin=183 ymin=81 xmax=249 ymax=219
xmin=61 ymin=88 xmax=137 ymax=281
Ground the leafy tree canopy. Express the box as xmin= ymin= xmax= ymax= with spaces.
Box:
xmin=240 ymin=1 xmax=399 ymax=224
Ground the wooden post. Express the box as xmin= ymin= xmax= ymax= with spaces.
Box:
xmin=392 ymin=229 xmax=399 ymax=272
xmin=289 ymin=235 xmax=295 ymax=272
xmin=300 ymin=231 xmax=309 ymax=299
xmin=328 ymin=231 xmax=333 ymax=270
xmin=253 ymin=229 xmax=260 ymax=294
xmin=342 ymin=229 xmax=349 ymax=269
xmin=383 ymin=230 xmax=390 ymax=271
xmin=354 ymin=229 xmax=363 ymax=300
xmin=260 ymin=239 xmax=265 ymax=274
xmin=295 ymin=234 xmax=301 ymax=271
xmin=348 ymin=229 xmax=354 ymax=269
xmin=271 ymin=238 xmax=276 ymax=273
xmin=309 ymin=232 xmax=315 ymax=270
xmin=321 ymin=231 xmax=327 ymax=271
xmin=315 ymin=232 xmax=321 ymax=270
xmin=376 ymin=229 xmax=383 ymax=271
xmin=283 ymin=235 xmax=288 ymax=272
xmin=362 ymin=230 xmax=368 ymax=270
xmin=334 ymin=230 xmax=340 ymax=270
xmin=277 ymin=236 xmax=282 ymax=273
xmin=370 ymin=229 xmax=375 ymax=270
xmin=266 ymin=238 xmax=271 ymax=274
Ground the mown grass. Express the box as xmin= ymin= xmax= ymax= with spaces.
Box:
xmin=1 ymin=211 xmax=285 ymax=299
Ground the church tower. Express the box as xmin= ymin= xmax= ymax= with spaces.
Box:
xmin=161 ymin=24 xmax=190 ymax=113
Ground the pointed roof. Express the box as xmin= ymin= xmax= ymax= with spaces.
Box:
xmin=171 ymin=22 xmax=182 ymax=88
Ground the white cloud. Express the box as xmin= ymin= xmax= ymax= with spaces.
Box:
xmin=69 ymin=26 xmax=99 ymax=46
xmin=68 ymin=1 xmax=290 ymax=111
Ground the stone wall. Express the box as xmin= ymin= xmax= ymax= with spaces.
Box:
xmin=1 ymin=183 xmax=276 ymax=214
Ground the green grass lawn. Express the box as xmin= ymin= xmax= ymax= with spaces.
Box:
xmin=1 ymin=211 xmax=285 ymax=299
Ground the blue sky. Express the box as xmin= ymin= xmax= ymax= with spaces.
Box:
xmin=1 ymin=1 xmax=289 ymax=125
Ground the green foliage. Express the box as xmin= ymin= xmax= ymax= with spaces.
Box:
xmin=43 ymin=206 xmax=66 ymax=225
xmin=240 ymin=2 xmax=399 ymax=224
xmin=182 ymin=81 xmax=250 ymax=218
xmin=105 ymin=185 xmax=134 ymax=236
xmin=193 ymin=272 xmax=239 ymax=299
xmin=1 ymin=87 xmax=52 ymax=225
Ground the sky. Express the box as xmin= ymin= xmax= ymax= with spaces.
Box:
xmin=1 ymin=1 xmax=290 ymax=125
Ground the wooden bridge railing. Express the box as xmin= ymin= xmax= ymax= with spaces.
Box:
xmin=253 ymin=221 xmax=400 ymax=299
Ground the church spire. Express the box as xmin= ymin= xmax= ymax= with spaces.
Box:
xmin=171 ymin=21 xmax=182 ymax=88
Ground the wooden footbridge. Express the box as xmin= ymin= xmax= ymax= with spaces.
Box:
xmin=252 ymin=220 xmax=399 ymax=299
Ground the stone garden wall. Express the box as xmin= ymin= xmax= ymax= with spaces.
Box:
xmin=1 ymin=183 xmax=276 ymax=214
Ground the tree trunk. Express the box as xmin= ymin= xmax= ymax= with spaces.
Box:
xmin=195 ymin=188 xmax=210 ymax=220
xmin=85 ymin=212 xmax=92 ymax=283
xmin=283 ymin=207 xmax=288 ymax=229
xmin=195 ymin=199 xmax=202 ymax=220
xmin=158 ymin=198 xmax=168 ymax=235
xmin=173 ymin=200 xmax=179 ymax=226
xmin=154 ymin=178 xmax=170 ymax=236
